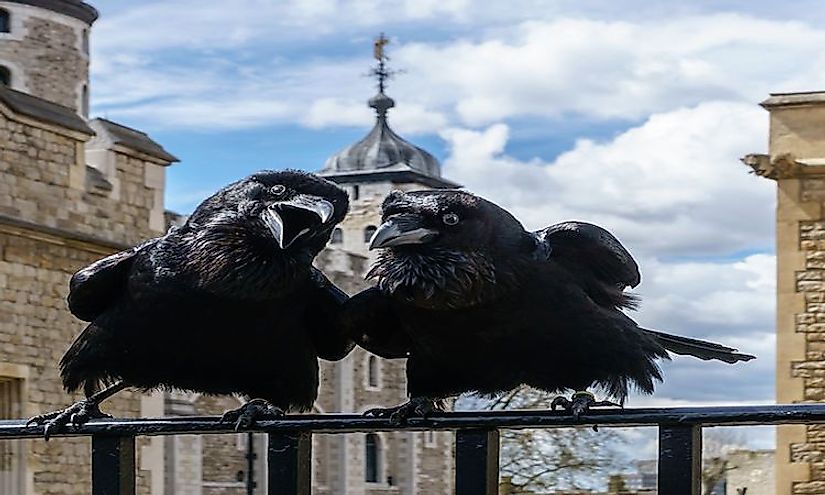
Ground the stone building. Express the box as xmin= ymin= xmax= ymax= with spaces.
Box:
xmin=0 ymin=2 xmax=176 ymax=494
xmin=742 ymin=90 xmax=825 ymax=495
xmin=0 ymin=3 xmax=454 ymax=494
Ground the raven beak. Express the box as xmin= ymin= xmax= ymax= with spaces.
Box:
xmin=369 ymin=215 xmax=438 ymax=250
xmin=262 ymin=194 xmax=335 ymax=249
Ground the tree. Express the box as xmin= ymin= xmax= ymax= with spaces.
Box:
xmin=701 ymin=428 xmax=747 ymax=495
xmin=461 ymin=385 xmax=628 ymax=493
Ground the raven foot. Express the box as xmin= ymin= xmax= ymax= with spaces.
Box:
xmin=365 ymin=397 xmax=440 ymax=425
xmin=220 ymin=399 xmax=284 ymax=430
xmin=26 ymin=399 xmax=112 ymax=440
xmin=551 ymin=391 xmax=620 ymax=420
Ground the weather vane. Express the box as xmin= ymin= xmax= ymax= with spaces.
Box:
xmin=370 ymin=33 xmax=398 ymax=94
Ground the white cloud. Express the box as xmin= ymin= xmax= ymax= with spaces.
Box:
xmin=393 ymin=15 xmax=825 ymax=125
xmin=441 ymin=101 xmax=775 ymax=257
xmin=90 ymin=7 xmax=825 ymax=132
xmin=439 ymin=101 xmax=776 ymax=407
xmin=302 ymin=97 xmax=447 ymax=134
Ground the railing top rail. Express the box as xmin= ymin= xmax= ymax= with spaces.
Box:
xmin=1 ymin=404 xmax=822 ymax=439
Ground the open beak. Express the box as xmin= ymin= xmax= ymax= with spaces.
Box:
xmin=369 ymin=214 xmax=438 ymax=250
xmin=261 ymin=194 xmax=334 ymax=249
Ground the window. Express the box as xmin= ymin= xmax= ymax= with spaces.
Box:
xmin=0 ymin=66 xmax=10 ymax=87
xmin=365 ymin=433 xmax=381 ymax=483
xmin=425 ymin=430 xmax=437 ymax=448
xmin=364 ymin=225 xmax=377 ymax=243
xmin=331 ymin=228 xmax=343 ymax=244
xmin=81 ymin=84 xmax=89 ymax=116
xmin=82 ymin=28 xmax=89 ymax=53
xmin=367 ymin=355 xmax=379 ymax=388
xmin=0 ymin=9 xmax=9 ymax=34
xmin=352 ymin=185 xmax=360 ymax=200
xmin=0 ymin=378 xmax=24 ymax=494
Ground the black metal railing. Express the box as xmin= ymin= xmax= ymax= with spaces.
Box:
xmin=2 ymin=404 xmax=825 ymax=495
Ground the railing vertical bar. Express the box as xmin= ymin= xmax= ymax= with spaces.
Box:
xmin=267 ymin=432 xmax=311 ymax=495
xmin=658 ymin=425 xmax=701 ymax=495
xmin=455 ymin=428 xmax=500 ymax=495
xmin=92 ymin=435 xmax=135 ymax=495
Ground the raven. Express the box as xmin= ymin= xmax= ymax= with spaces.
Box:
xmin=344 ymin=189 xmax=754 ymax=421
xmin=28 ymin=170 xmax=352 ymax=437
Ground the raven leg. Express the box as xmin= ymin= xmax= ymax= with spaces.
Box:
xmin=551 ymin=390 xmax=620 ymax=420
xmin=27 ymin=381 xmax=127 ymax=440
xmin=365 ymin=397 xmax=442 ymax=425
xmin=220 ymin=399 xmax=284 ymax=431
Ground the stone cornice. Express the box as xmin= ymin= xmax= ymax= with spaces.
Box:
xmin=0 ymin=213 xmax=129 ymax=255
xmin=742 ymin=153 xmax=825 ymax=180
xmin=761 ymin=91 xmax=825 ymax=109
xmin=1 ymin=0 xmax=98 ymax=25
xmin=0 ymin=86 xmax=94 ymax=139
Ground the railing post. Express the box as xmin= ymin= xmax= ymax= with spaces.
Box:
xmin=658 ymin=425 xmax=702 ymax=495
xmin=267 ymin=432 xmax=311 ymax=495
xmin=455 ymin=429 xmax=500 ymax=495
xmin=92 ymin=435 xmax=135 ymax=495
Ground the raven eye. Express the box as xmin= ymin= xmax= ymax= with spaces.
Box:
xmin=442 ymin=213 xmax=459 ymax=225
xmin=270 ymin=185 xmax=286 ymax=197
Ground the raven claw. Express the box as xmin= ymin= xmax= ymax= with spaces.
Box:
xmin=365 ymin=397 xmax=439 ymax=425
xmin=551 ymin=391 xmax=620 ymax=421
xmin=27 ymin=400 xmax=111 ymax=440
xmin=221 ymin=399 xmax=284 ymax=431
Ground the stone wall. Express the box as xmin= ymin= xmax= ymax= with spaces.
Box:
xmin=0 ymin=231 xmax=153 ymax=495
xmin=745 ymin=91 xmax=825 ymax=495
xmin=0 ymin=1 xmax=89 ymax=111
xmin=0 ymin=91 xmax=163 ymax=494
xmin=0 ymin=112 xmax=162 ymax=248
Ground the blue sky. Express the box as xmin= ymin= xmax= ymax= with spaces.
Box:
xmin=87 ymin=0 xmax=825 ymax=453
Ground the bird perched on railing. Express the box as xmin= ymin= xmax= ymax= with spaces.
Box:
xmin=28 ymin=170 xmax=352 ymax=438
xmin=344 ymin=189 xmax=754 ymax=422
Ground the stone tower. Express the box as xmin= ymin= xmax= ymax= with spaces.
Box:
xmin=743 ymin=91 xmax=825 ymax=495
xmin=311 ymin=35 xmax=458 ymax=494
xmin=319 ymin=34 xmax=458 ymax=259
xmin=0 ymin=0 xmax=97 ymax=115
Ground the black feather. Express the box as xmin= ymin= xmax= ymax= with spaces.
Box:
xmin=345 ymin=189 xmax=755 ymax=406
xmin=60 ymin=170 xmax=353 ymax=411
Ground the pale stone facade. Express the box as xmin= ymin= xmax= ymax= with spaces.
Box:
xmin=725 ymin=450 xmax=775 ymax=495
xmin=0 ymin=1 xmax=94 ymax=113
xmin=743 ymin=90 xmax=825 ymax=495
xmin=0 ymin=83 xmax=174 ymax=494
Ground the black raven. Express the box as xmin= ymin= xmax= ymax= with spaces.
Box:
xmin=344 ymin=189 xmax=754 ymax=421
xmin=28 ymin=170 xmax=352 ymax=437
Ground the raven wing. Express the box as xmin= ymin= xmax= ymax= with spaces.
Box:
xmin=533 ymin=221 xmax=639 ymax=310
xmin=533 ymin=221 xmax=754 ymax=363
xmin=67 ymin=237 xmax=159 ymax=322
xmin=342 ymin=287 xmax=412 ymax=359
xmin=305 ymin=269 xmax=356 ymax=361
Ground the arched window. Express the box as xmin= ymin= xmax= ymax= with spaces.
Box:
xmin=365 ymin=433 xmax=381 ymax=483
xmin=0 ymin=9 xmax=10 ymax=34
xmin=364 ymin=225 xmax=377 ymax=243
xmin=331 ymin=228 xmax=343 ymax=244
xmin=367 ymin=355 xmax=379 ymax=388
xmin=0 ymin=66 xmax=10 ymax=86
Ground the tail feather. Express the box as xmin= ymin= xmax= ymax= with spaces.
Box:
xmin=59 ymin=324 xmax=110 ymax=393
xmin=643 ymin=329 xmax=755 ymax=364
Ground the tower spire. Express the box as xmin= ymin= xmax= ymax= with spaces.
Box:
xmin=368 ymin=33 xmax=396 ymax=119
xmin=372 ymin=33 xmax=391 ymax=94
